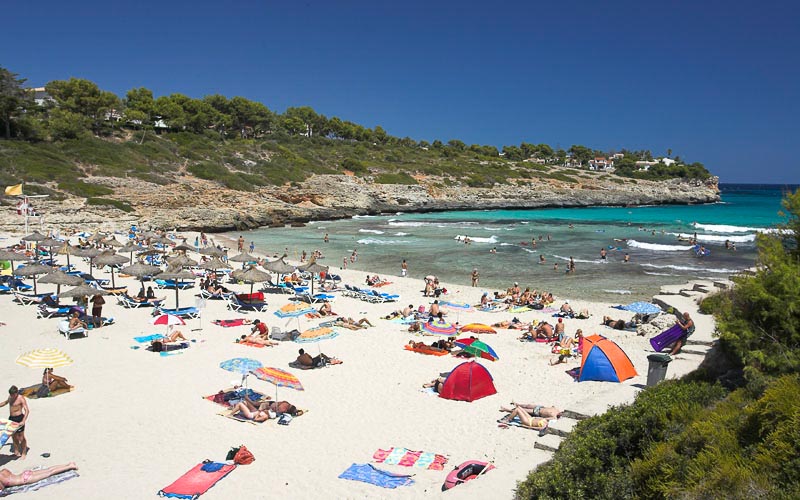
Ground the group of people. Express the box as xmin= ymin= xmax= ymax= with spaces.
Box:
xmin=493 ymin=282 xmax=555 ymax=309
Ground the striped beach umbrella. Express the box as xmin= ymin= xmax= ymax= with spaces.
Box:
xmin=423 ymin=319 xmax=457 ymax=336
xmin=16 ymin=348 xmax=74 ymax=369
xmin=455 ymin=338 xmax=499 ymax=362
xmin=459 ymin=323 xmax=497 ymax=335
xmin=251 ymin=367 xmax=304 ymax=400
xmin=296 ymin=326 xmax=339 ymax=344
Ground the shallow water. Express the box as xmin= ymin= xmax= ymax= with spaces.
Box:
xmin=227 ymin=184 xmax=795 ymax=301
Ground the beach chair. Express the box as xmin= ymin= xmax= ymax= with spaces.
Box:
xmin=155 ymin=279 xmax=195 ymax=290
xmin=154 ymin=306 xmax=200 ymax=319
xmin=12 ymin=290 xmax=46 ymax=306
xmin=297 ymin=292 xmax=336 ymax=304
xmin=0 ymin=284 xmax=11 ymax=294
xmin=117 ymin=294 xmax=158 ymax=308
xmin=227 ymin=295 xmax=268 ymax=313
xmin=370 ymin=290 xmax=399 ymax=303
xmin=79 ymin=273 xmax=110 ymax=286
xmin=37 ymin=304 xmax=73 ymax=319
xmin=199 ymin=288 xmax=234 ymax=300
xmin=58 ymin=320 xmax=87 ymax=340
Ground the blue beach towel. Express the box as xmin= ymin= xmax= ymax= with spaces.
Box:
xmin=338 ymin=463 xmax=414 ymax=489
xmin=134 ymin=334 xmax=165 ymax=343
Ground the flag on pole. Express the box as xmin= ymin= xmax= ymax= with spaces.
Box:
xmin=4 ymin=184 xmax=22 ymax=196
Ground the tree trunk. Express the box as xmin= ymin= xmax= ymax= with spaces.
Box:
xmin=3 ymin=113 xmax=9 ymax=139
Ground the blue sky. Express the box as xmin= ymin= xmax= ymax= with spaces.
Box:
xmin=2 ymin=0 xmax=798 ymax=183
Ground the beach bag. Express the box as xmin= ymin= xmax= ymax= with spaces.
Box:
xmin=36 ymin=384 xmax=51 ymax=398
xmin=233 ymin=445 xmax=255 ymax=465
xmin=225 ymin=446 xmax=240 ymax=461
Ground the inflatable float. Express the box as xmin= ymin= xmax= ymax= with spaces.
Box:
xmin=442 ymin=460 xmax=495 ymax=491
xmin=692 ymin=244 xmax=711 ymax=256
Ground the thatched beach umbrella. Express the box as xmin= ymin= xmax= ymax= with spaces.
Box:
xmin=58 ymin=284 xmax=109 ymax=309
xmin=37 ymin=238 xmax=62 ymax=261
xmin=157 ymin=268 xmax=197 ymax=309
xmin=199 ymin=246 xmax=225 ymax=258
xmin=13 ymin=262 xmax=52 ymax=294
xmin=299 ymin=259 xmax=329 ymax=296
xmin=94 ymin=253 xmax=130 ymax=289
xmin=231 ymin=266 xmax=272 ymax=296
xmin=198 ymin=257 xmax=230 ymax=271
xmin=70 ymin=247 xmax=102 ymax=274
xmin=87 ymin=231 xmax=108 ymax=243
xmin=166 ymin=254 xmax=198 ymax=268
xmin=120 ymin=262 xmax=162 ymax=294
xmin=103 ymin=237 xmax=123 ymax=248
xmin=38 ymin=269 xmax=83 ymax=296
xmin=0 ymin=249 xmax=23 ymax=274
xmin=21 ymin=231 xmax=47 ymax=242
xmin=229 ymin=252 xmax=258 ymax=264
xmin=172 ymin=243 xmax=195 ymax=253
xmin=118 ymin=241 xmax=141 ymax=265
xmin=263 ymin=258 xmax=296 ymax=284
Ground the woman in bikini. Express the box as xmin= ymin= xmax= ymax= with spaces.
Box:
xmin=42 ymin=368 xmax=72 ymax=392
xmin=498 ymin=405 xmax=551 ymax=430
xmin=0 ymin=462 xmax=78 ymax=491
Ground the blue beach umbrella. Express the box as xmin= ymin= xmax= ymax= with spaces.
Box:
xmin=220 ymin=357 xmax=263 ymax=387
xmin=616 ymin=301 xmax=661 ymax=315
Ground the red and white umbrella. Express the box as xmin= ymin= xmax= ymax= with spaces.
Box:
xmin=151 ymin=314 xmax=186 ymax=334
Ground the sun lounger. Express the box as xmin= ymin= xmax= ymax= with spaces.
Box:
xmin=58 ymin=320 xmax=87 ymax=340
xmin=199 ymin=289 xmax=234 ymax=300
xmin=0 ymin=284 xmax=11 ymax=294
xmin=296 ymin=292 xmax=336 ymax=304
xmin=37 ymin=304 xmax=73 ymax=319
xmin=155 ymin=306 xmax=200 ymax=319
xmin=370 ymin=290 xmax=399 ymax=303
xmin=117 ymin=294 xmax=164 ymax=308
xmin=155 ymin=278 xmax=195 ymax=290
xmin=12 ymin=291 xmax=51 ymax=306
xmin=227 ymin=295 xmax=268 ymax=313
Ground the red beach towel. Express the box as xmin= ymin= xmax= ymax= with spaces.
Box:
xmin=158 ymin=462 xmax=235 ymax=499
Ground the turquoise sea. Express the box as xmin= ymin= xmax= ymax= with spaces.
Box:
xmin=228 ymin=184 xmax=797 ymax=301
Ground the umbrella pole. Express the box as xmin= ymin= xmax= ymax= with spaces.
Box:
xmin=33 ymin=276 xmax=38 ymax=295
xmin=111 ymin=268 xmax=116 ymax=289
xmin=175 ymin=287 xmax=179 ymax=309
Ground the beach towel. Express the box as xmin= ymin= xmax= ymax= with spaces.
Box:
xmin=0 ymin=470 xmax=79 ymax=497
xmin=404 ymin=344 xmax=449 ymax=356
xmin=235 ymin=340 xmax=265 ymax=348
xmin=204 ymin=388 xmax=266 ymax=408
xmin=19 ymin=384 xmax=72 ymax=400
xmin=288 ymin=361 xmax=317 ymax=370
xmin=498 ymin=416 xmax=549 ymax=434
xmin=508 ymin=306 xmax=532 ymax=313
xmin=220 ymin=410 xmax=265 ymax=425
xmin=0 ymin=420 xmax=21 ymax=448
xmin=158 ymin=461 xmax=235 ymax=499
xmin=213 ymin=319 xmax=249 ymax=328
xmin=650 ymin=324 xmax=684 ymax=352
xmin=373 ymin=447 xmax=448 ymax=470
xmin=338 ymin=463 xmax=414 ymax=489
xmin=134 ymin=333 xmax=165 ymax=343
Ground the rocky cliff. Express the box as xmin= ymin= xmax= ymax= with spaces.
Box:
xmin=0 ymin=172 xmax=720 ymax=233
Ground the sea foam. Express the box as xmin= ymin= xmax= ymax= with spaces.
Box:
xmin=627 ymin=240 xmax=694 ymax=252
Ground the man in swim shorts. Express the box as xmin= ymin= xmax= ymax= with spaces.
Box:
xmin=0 ymin=386 xmax=29 ymax=459
xmin=499 ymin=403 xmax=562 ymax=419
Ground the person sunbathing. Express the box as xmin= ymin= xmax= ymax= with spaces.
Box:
xmin=42 ymin=368 xmax=72 ymax=392
xmin=242 ymin=395 xmax=302 ymax=417
xmin=68 ymin=312 xmax=87 ymax=330
xmin=500 ymin=403 xmax=563 ymax=419
xmin=335 ymin=317 xmax=374 ymax=330
xmin=318 ymin=301 xmax=335 ymax=316
xmin=560 ymin=301 xmax=574 ymax=315
xmin=536 ymin=321 xmax=555 ymax=340
xmin=0 ymin=462 xmax=78 ymax=491
xmin=478 ymin=293 xmax=491 ymax=308
xmin=422 ymin=376 xmax=448 ymax=393
xmin=498 ymin=405 xmax=549 ymax=430
xmin=408 ymin=340 xmax=448 ymax=352
xmin=239 ymin=334 xmax=278 ymax=346
xmin=297 ymin=348 xmax=342 ymax=368
xmin=232 ymin=401 xmax=271 ymax=422
xmin=602 ymin=316 xmax=629 ymax=330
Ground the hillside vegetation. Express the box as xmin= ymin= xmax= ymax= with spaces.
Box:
xmin=516 ymin=190 xmax=800 ymax=499
xmin=0 ymin=67 xmax=712 ymax=198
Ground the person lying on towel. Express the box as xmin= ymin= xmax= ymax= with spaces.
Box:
xmin=240 ymin=395 xmax=303 ymax=418
xmin=498 ymin=405 xmax=550 ymax=430
xmin=238 ymin=334 xmax=278 ymax=346
xmin=296 ymin=348 xmax=342 ymax=368
xmin=500 ymin=403 xmax=563 ymax=419
xmin=0 ymin=462 xmax=77 ymax=492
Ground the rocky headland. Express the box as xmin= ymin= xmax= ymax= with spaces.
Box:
xmin=0 ymin=173 xmax=719 ymax=233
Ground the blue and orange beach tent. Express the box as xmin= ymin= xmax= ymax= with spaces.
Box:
xmin=578 ymin=334 xmax=637 ymax=382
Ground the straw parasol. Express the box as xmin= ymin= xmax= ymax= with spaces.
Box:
xmin=58 ymin=283 xmax=109 ymax=301
xmin=118 ymin=241 xmax=141 ymax=264
xmin=172 ymin=243 xmax=195 ymax=253
xmin=21 ymin=231 xmax=47 ymax=242
xmin=231 ymin=265 xmax=272 ymax=296
xmin=70 ymin=247 xmax=102 ymax=274
xmin=199 ymin=246 xmax=225 ymax=258
xmin=166 ymin=254 xmax=198 ymax=268
xmin=37 ymin=238 xmax=62 ymax=261
xmin=156 ymin=268 xmax=197 ymax=309
xmin=229 ymin=252 xmax=258 ymax=264
xmin=93 ymin=252 xmax=130 ymax=289
xmin=87 ymin=231 xmax=108 ymax=242
xmin=198 ymin=257 xmax=230 ymax=271
xmin=0 ymin=249 xmax=23 ymax=272
xmin=38 ymin=269 xmax=83 ymax=296
xmin=13 ymin=262 xmax=52 ymax=294
xmin=103 ymin=237 xmax=123 ymax=248
xmin=263 ymin=257 xmax=296 ymax=284
xmin=299 ymin=259 xmax=329 ymax=296
xmin=120 ymin=262 xmax=162 ymax=294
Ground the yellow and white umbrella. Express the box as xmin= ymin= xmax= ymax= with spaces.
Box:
xmin=15 ymin=348 xmax=74 ymax=369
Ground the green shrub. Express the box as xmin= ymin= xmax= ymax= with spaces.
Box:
xmin=86 ymin=197 xmax=134 ymax=212
xmin=373 ymin=172 xmax=417 ymax=185
xmin=57 ymin=180 xmax=113 ymax=197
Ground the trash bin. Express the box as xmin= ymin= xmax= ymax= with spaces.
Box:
xmin=646 ymin=353 xmax=672 ymax=387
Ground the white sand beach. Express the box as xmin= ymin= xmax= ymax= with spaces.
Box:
xmin=0 ymin=230 xmax=717 ymax=499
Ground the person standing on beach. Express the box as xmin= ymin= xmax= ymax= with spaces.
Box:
xmin=90 ymin=293 xmax=105 ymax=328
xmin=401 ymin=259 xmax=408 ymax=277
xmin=249 ymin=241 xmax=255 ymax=253
xmin=471 ymin=268 xmax=479 ymax=287
xmin=342 ymin=257 xmax=347 ymax=270
xmin=0 ymin=386 xmax=29 ymax=459
xmin=237 ymin=236 xmax=244 ymax=253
